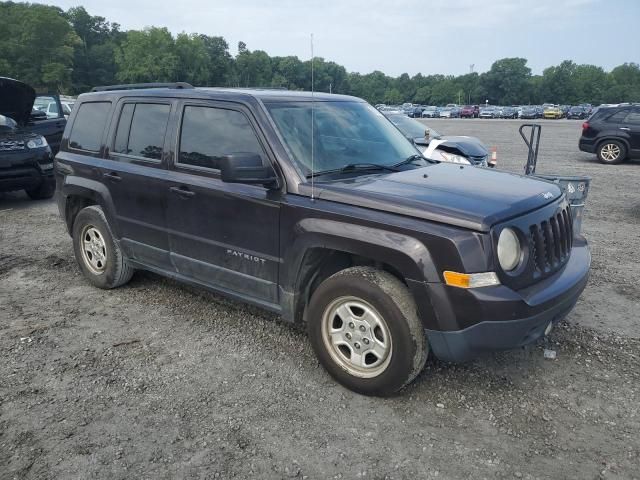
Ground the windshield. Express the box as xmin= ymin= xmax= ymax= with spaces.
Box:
xmin=386 ymin=114 xmax=441 ymax=139
xmin=265 ymin=101 xmax=419 ymax=176
xmin=0 ymin=114 xmax=18 ymax=131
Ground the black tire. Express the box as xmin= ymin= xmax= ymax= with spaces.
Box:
xmin=597 ymin=140 xmax=627 ymax=164
xmin=307 ymin=267 xmax=428 ymax=396
xmin=25 ymin=178 xmax=55 ymax=200
xmin=72 ymin=205 xmax=134 ymax=289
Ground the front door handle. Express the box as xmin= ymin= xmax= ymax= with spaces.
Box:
xmin=103 ymin=172 xmax=122 ymax=182
xmin=619 ymin=127 xmax=630 ymax=131
xmin=169 ymin=186 xmax=195 ymax=199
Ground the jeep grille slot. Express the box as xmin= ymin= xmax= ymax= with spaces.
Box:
xmin=529 ymin=206 xmax=572 ymax=277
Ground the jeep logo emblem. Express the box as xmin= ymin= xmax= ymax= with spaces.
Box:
xmin=541 ymin=191 xmax=554 ymax=199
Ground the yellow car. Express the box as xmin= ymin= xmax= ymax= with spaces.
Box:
xmin=543 ymin=106 xmax=563 ymax=119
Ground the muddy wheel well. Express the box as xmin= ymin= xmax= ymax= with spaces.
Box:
xmin=65 ymin=195 xmax=96 ymax=233
xmin=295 ymin=248 xmax=407 ymax=323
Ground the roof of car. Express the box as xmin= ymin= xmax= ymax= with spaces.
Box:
xmin=78 ymin=86 xmax=362 ymax=104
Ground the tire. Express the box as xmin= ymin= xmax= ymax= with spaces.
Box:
xmin=597 ymin=140 xmax=627 ymax=164
xmin=307 ymin=267 xmax=428 ymax=396
xmin=72 ymin=205 xmax=134 ymax=289
xmin=25 ymin=178 xmax=55 ymax=200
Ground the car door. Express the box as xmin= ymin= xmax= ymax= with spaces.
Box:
xmin=28 ymin=95 xmax=66 ymax=154
xmin=622 ymin=108 xmax=640 ymax=155
xmin=101 ymin=98 xmax=175 ymax=270
xmin=165 ymin=100 xmax=281 ymax=308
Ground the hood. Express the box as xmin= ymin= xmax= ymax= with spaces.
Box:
xmin=414 ymin=135 xmax=488 ymax=157
xmin=0 ymin=77 xmax=36 ymax=126
xmin=313 ymin=164 xmax=563 ymax=231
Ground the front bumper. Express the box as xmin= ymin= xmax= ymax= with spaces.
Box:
xmin=0 ymin=148 xmax=53 ymax=192
xmin=412 ymin=238 xmax=590 ymax=362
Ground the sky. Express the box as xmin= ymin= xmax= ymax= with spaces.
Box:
xmin=49 ymin=0 xmax=639 ymax=77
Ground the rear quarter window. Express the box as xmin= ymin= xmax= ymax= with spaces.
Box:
xmin=604 ymin=110 xmax=628 ymax=124
xmin=68 ymin=102 xmax=111 ymax=152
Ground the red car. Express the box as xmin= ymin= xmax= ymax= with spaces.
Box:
xmin=460 ymin=105 xmax=479 ymax=118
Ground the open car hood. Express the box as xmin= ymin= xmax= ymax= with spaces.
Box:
xmin=0 ymin=77 xmax=36 ymax=126
xmin=414 ymin=135 xmax=488 ymax=157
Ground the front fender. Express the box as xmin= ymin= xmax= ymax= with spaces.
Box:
xmin=283 ymin=217 xmax=440 ymax=288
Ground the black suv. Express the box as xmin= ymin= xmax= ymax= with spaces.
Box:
xmin=55 ymin=83 xmax=591 ymax=396
xmin=579 ymin=104 xmax=640 ymax=164
xmin=0 ymin=77 xmax=64 ymax=199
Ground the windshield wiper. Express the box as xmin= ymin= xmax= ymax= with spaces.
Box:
xmin=392 ymin=154 xmax=432 ymax=168
xmin=307 ymin=163 xmax=399 ymax=178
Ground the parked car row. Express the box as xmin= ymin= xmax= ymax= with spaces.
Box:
xmin=377 ymin=103 xmax=595 ymax=120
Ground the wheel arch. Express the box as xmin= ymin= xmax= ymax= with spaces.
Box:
xmin=280 ymin=218 xmax=439 ymax=324
xmin=60 ymin=176 xmax=119 ymax=237
xmin=596 ymin=136 xmax=630 ymax=155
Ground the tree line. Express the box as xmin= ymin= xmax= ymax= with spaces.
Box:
xmin=1 ymin=2 xmax=639 ymax=106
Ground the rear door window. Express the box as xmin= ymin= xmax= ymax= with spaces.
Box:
xmin=68 ymin=102 xmax=111 ymax=152
xmin=113 ymin=103 xmax=171 ymax=160
xmin=624 ymin=110 xmax=640 ymax=125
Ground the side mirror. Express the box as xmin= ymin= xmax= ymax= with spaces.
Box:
xmin=219 ymin=153 xmax=279 ymax=188
xmin=29 ymin=110 xmax=47 ymax=122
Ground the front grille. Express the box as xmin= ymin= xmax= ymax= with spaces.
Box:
xmin=529 ymin=205 xmax=573 ymax=277
xmin=0 ymin=140 xmax=26 ymax=151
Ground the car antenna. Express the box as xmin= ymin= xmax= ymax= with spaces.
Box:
xmin=310 ymin=33 xmax=315 ymax=202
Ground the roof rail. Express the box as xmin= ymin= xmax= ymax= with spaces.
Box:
xmin=90 ymin=82 xmax=194 ymax=92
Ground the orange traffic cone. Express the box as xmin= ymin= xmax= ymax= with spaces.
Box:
xmin=489 ymin=147 xmax=497 ymax=168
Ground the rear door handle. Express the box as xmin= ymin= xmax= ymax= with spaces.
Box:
xmin=619 ymin=127 xmax=630 ymax=131
xmin=103 ymin=172 xmax=122 ymax=182
xmin=169 ymin=186 xmax=195 ymax=198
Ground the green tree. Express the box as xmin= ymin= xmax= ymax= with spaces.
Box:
xmin=413 ymin=86 xmax=431 ymax=104
xmin=65 ymin=6 xmax=122 ymax=93
xmin=0 ymin=2 xmax=78 ymax=91
xmin=115 ymin=27 xmax=178 ymax=83
xmin=384 ymin=88 xmax=403 ymax=105
xmin=198 ymin=35 xmax=232 ymax=86
xmin=175 ymin=33 xmax=210 ymax=85
xmin=482 ymin=58 xmax=531 ymax=104
xmin=235 ymin=47 xmax=272 ymax=87
xmin=539 ymin=60 xmax=578 ymax=104
xmin=608 ymin=63 xmax=640 ymax=102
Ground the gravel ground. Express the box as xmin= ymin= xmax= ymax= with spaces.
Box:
xmin=1 ymin=118 xmax=639 ymax=479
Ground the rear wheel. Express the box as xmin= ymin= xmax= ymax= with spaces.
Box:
xmin=25 ymin=178 xmax=55 ymax=200
xmin=307 ymin=267 xmax=428 ymax=396
xmin=597 ymin=140 xmax=626 ymax=164
xmin=72 ymin=205 xmax=134 ymax=289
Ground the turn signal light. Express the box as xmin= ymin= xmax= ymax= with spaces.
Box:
xmin=443 ymin=271 xmax=500 ymax=289
xmin=582 ymin=122 xmax=589 ymax=130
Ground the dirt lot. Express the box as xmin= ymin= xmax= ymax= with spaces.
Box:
xmin=1 ymin=118 xmax=639 ymax=479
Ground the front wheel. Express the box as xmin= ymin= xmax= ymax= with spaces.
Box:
xmin=597 ymin=140 xmax=626 ymax=164
xmin=307 ymin=267 xmax=428 ymax=396
xmin=25 ymin=178 xmax=55 ymax=200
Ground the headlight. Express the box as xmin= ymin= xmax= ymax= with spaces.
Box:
xmin=26 ymin=136 xmax=48 ymax=149
xmin=434 ymin=149 xmax=471 ymax=165
xmin=497 ymin=228 xmax=521 ymax=271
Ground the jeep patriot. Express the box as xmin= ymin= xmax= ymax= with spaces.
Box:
xmin=55 ymin=83 xmax=591 ymax=395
